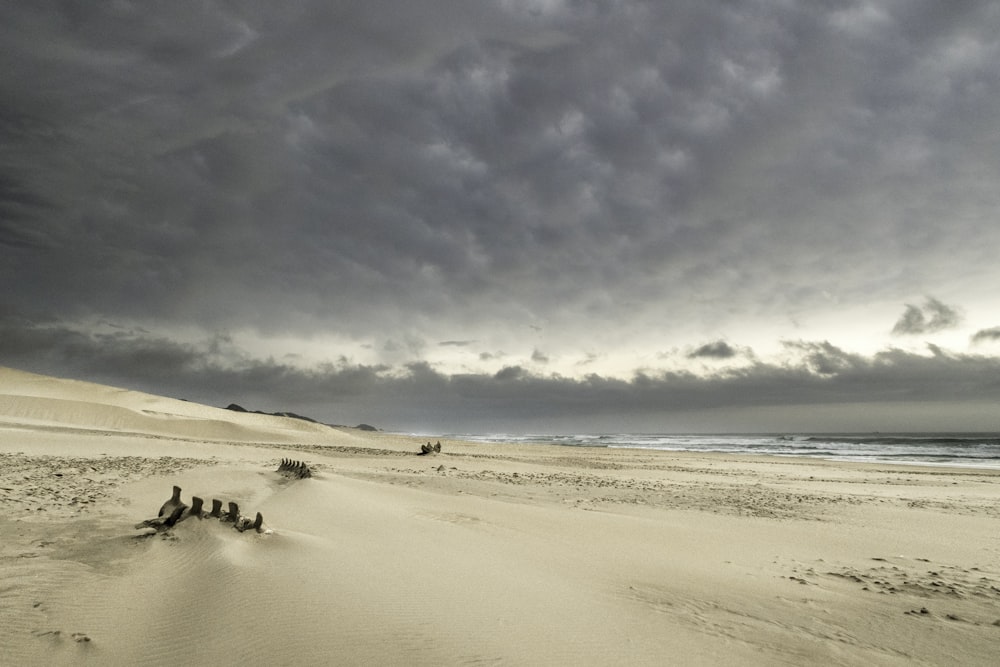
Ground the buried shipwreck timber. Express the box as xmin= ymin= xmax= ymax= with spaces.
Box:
xmin=277 ymin=458 xmax=312 ymax=478
xmin=135 ymin=461 xmax=313 ymax=534
xmin=135 ymin=486 xmax=265 ymax=534
xmin=418 ymin=441 xmax=442 ymax=455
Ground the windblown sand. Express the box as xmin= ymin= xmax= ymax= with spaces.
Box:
xmin=2 ymin=367 xmax=999 ymax=666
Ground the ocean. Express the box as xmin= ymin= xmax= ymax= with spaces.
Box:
xmin=443 ymin=432 xmax=1000 ymax=469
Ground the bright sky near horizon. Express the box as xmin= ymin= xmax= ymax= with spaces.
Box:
xmin=3 ymin=1 xmax=1000 ymax=433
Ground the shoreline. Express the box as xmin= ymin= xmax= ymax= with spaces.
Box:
xmin=8 ymin=419 xmax=1000 ymax=472
xmin=415 ymin=430 xmax=1000 ymax=471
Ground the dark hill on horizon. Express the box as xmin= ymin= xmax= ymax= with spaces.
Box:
xmin=224 ymin=403 xmax=379 ymax=432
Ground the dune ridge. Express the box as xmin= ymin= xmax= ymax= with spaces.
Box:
xmin=0 ymin=366 xmax=337 ymax=442
xmin=2 ymin=366 xmax=1000 ymax=665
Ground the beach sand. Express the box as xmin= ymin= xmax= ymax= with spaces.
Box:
xmin=2 ymin=366 xmax=999 ymax=666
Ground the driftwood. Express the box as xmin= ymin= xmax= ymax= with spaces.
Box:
xmin=277 ymin=458 xmax=312 ymax=479
xmin=418 ymin=441 xmax=442 ymax=455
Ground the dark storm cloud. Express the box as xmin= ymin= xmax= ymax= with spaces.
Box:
xmin=0 ymin=317 xmax=215 ymax=387
xmin=891 ymin=297 xmax=962 ymax=335
xmin=4 ymin=2 xmax=1000 ymax=433
xmin=0 ymin=174 xmax=55 ymax=234
xmin=3 ymin=1 xmax=999 ymax=338
xmin=0 ymin=315 xmax=388 ymax=410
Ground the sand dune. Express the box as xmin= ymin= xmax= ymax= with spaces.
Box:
xmin=2 ymin=366 xmax=999 ymax=665
xmin=0 ymin=366 xmax=339 ymax=443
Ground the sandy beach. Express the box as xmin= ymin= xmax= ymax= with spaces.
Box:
xmin=2 ymin=366 xmax=999 ymax=666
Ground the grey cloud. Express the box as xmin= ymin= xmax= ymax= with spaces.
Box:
xmin=5 ymin=315 xmax=1000 ymax=432
xmin=380 ymin=335 xmax=428 ymax=364
xmin=781 ymin=340 xmax=865 ymax=376
xmin=0 ymin=316 xmax=392 ymax=412
xmin=891 ymin=297 xmax=962 ymax=335
xmin=972 ymin=327 xmax=1000 ymax=344
xmin=0 ymin=174 xmax=56 ymax=238
xmin=4 ymin=1 xmax=998 ymax=340
xmin=925 ymin=299 xmax=962 ymax=329
xmin=494 ymin=366 xmax=527 ymax=381
xmin=439 ymin=340 xmax=477 ymax=347
xmin=0 ymin=318 xmax=221 ymax=390
xmin=892 ymin=304 xmax=927 ymax=336
xmin=688 ymin=340 xmax=738 ymax=360
xmin=531 ymin=349 xmax=550 ymax=364
xmin=3 ymin=1 xmax=1000 ymax=430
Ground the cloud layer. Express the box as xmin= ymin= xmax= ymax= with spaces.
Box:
xmin=3 ymin=2 xmax=1000 ymax=431
xmin=4 ymin=316 xmax=1000 ymax=433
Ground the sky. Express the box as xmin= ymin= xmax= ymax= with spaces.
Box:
xmin=3 ymin=1 xmax=1000 ymax=434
